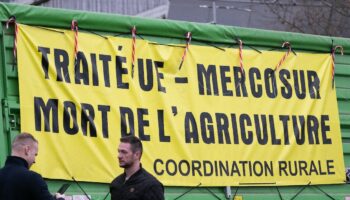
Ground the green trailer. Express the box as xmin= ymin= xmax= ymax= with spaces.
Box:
xmin=0 ymin=2 xmax=350 ymax=200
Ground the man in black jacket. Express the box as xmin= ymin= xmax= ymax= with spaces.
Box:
xmin=0 ymin=132 xmax=65 ymax=200
xmin=110 ymin=135 xmax=164 ymax=200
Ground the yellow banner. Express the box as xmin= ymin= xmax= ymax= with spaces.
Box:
xmin=17 ymin=24 xmax=345 ymax=186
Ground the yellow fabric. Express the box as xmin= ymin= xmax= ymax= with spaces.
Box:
xmin=17 ymin=24 xmax=345 ymax=186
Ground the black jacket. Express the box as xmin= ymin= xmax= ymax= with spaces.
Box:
xmin=0 ymin=156 xmax=63 ymax=200
xmin=110 ymin=167 xmax=164 ymax=200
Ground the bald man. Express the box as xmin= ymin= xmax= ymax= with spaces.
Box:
xmin=0 ymin=132 xmax=65 ymax=200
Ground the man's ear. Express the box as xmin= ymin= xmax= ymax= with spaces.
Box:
xmin=134 ymin=150 xmax=141 ymax=160
xmin=24 ymin=145 xmax=30 ymax=156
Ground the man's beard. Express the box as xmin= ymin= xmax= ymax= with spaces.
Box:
xmin=119 ymin=161 xmax=132 ymax=168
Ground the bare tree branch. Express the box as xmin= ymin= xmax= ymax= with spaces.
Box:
xmin=260 ymin=0 xmax=350 ymax=37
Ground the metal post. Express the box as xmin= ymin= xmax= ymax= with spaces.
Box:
xmin=212 ymin=1 xmax=216 ymax=24
xmin=224 ymin=186 xmax=231 ymax=199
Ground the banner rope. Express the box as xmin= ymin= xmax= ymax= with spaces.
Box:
xmin=232 ymin=187 xmax=239 ymax=200
xmin=6 ymin=16 xmax=18 ymax=69
xmin=312 ymin=185 xmax=336 ymax=200
xmin=274 ymin=42 xmax=292 ymax=71
xmin=203 ymin=187 xmax=221 ymax=200
xmin=234 ymin=39 xmax=246 ymax=90
xmin=331 ymin=45 xmax=344 ymax=89
xmin=131 ymin=26 xmax=136 ymax=77
xmin=275 ymin=186 xmax=283 ymax=200
xmin=173 ymin=183 xmax=201 ymax=200
xmin=237 ymin=39 xmax=245 ymax=76
xmin=71 ymin=20 xmax=79 ymax=65
xmin=290 ymin=181 xmax=311 ymax=200
xmin=179 ymin=32 xmax=192 ymax=70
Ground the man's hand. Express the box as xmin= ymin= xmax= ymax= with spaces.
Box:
xmin=55 ymin=193 xmax=65 ymax=200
